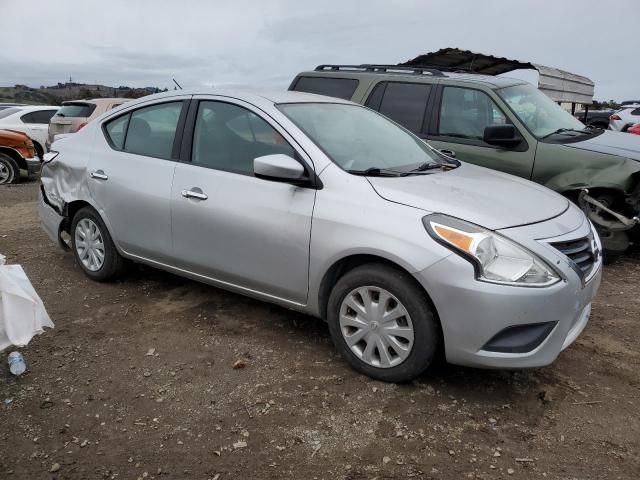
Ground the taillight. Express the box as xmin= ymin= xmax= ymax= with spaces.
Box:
xmin=610 ymin=114 xmax=621 ymax=120
xmin=76 ymin=122 xmax=88 ymax=131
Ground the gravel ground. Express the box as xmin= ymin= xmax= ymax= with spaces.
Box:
xmin=0 ymin=180 xmax=639 ymax=480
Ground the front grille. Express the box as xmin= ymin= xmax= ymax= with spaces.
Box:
xmin=550 ymin=234 xmax=596 ymax=277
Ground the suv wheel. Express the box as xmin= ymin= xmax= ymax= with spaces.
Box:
xmin=0 ymin=153 xmax=20 ymax=185
xmin=71 ymin=207 xmax=126 ymax=281
xmin=327 ymin=263 xmax=439 ymax=382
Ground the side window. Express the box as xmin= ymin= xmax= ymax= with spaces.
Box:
xmin=22 ymin=110 xmax=57 ymax=124
xmin=104 ymin=114 xmax=130 ymax=150
xmin=123 ymin=102 xmax=183 ymax=159
xmin=20 ymin=112 xmax=38 ymax=124
xmin=632 ymin=108 xmax=640 ymax=115
xmin=291 ymin=76 xmax=359 ymax=100
xmin=438 ymin=87 xmax=508 ymax=141
xmin=192 ymin=101 xmax=296 ymax=175
xmin=372 ymin=82 xmax=432 ymax=133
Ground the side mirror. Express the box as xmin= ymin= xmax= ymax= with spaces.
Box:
xmin=483 ymin=124 xmax=521 ymax=148
xmin=254 ymin=154 xmax=305 ymax=182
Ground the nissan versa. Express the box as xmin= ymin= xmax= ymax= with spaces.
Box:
xmin=39 ymin=90 xmax=602 ymax=382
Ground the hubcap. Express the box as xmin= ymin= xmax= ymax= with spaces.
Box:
xmin=339 ymin=286 xmax=414 ymax=368
xmin=0 ymin=162 xmax=11 ymax=184
xmin=74 ymin=218 xmax=105 ymax=272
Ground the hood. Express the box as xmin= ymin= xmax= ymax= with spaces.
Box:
xmin=0 ymin=128 xmax=29 ymax=142
xmin=367 ymin=163 xmax=568 ymax=230
xmin=565 ymin=130 xmax=640 ymax=161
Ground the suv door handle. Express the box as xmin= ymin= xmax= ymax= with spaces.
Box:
xmin=440 ymin=149 xmax=456 ymax=158
xmin=181 ymin=189 xmax=208 ymax=201
xmin=90 ymin=170 xmax=108 ymax=180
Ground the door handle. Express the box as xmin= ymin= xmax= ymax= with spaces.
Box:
xmin=90 ymin=170 xmax=108 ymax=180
xmin=181 ymin=189 xmax=208 ymax=201
xmin=439 ymin=149 xmax=456 ymax=158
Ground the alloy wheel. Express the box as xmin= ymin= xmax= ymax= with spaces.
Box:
xmin=339 ymin=286 xmax=414 ymax=368
xmin=0 ymin=161 xmax=12 ymax=184
xmin=75 ymin=218 xmax=106 ymax=272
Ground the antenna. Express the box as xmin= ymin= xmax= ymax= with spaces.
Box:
xmin=172 ymin=78 xmax=183 ymax=90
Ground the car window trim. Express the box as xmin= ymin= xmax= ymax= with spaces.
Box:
xmin=180 ymin=98 xmax=322 ymax=188
xmin=101 ymin=99 xmax=188 ymax=160
xmin=432 ymin=84 xmax=528 ymax=152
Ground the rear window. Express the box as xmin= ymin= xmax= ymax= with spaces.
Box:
xmin=291 ymin=76 xmax=359 ymax=100
xmin=55 ymin=103 xmax=96 ymax=118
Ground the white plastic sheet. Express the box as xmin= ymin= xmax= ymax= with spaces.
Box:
xmin=0 ymin=254 xmax=54 ymax=351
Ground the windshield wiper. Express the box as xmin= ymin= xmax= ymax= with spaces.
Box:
xmin=542 ymin=127 xmax=593 ymax=139
xmin=347 ymin=167 xmax=404 ymax=177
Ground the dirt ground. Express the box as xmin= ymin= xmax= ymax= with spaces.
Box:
xmin=0 ymin=180 xmax=638 ymax=480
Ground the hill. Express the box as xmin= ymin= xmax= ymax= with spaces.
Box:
xmin=0 ymin=82 xmax=168 ymax=106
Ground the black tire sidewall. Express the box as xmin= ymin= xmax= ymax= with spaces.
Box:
xmin=327 ymin=264 xmax=439 ymax=382
xmin=0 ymin=153 xmax=20 ymax=185
xmin=70 ymin=207 xmax=123 ymax=281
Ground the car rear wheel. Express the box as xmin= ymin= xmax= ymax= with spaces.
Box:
xmin=71 ymin=207 xmax=126 ymax=281
xmin=327 ymin=263 xmax=439 ymax=382
xmin=0 ymin=153 xmax=20 ymax=185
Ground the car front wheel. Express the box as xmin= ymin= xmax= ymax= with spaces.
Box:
xmin=327 ymin=263 xmax=439 ymax=382
xmin=71 ymin=207 xmax=126 ymax=281
xmin=0 ymin=153 xmax=20 ymax=185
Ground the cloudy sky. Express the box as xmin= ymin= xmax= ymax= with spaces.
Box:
xmin=1 ymin=0 xmax=637 ymax=101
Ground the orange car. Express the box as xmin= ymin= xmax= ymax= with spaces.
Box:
xmin=0 ymin=129 xmax=39 ymax=184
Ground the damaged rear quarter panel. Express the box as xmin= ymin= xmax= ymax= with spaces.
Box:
xmin=40 ymin=129 xmax=96 ymax=214
xmin=532 ymin=141 xmax=640 ymax=195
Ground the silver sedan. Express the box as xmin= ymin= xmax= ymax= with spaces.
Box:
xmin=39 ymin=89 xmax=602 ymax=382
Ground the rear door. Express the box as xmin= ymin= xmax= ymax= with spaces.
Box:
xmin=87 ymin=98 xmax=188 ymax=262
xmin=170 ymin=97 xmax=315 ymax=304
xmin=425 ymin=85 xmax=535 ymax=179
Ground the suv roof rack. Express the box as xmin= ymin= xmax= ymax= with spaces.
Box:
xmin=314 ymin=64 xmax=446 ymax=77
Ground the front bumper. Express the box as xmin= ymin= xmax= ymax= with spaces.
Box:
xmin=414 ymin=208 xmax=602 ymax=369
xmin=25 ymin=157 xmax=42 ymax=175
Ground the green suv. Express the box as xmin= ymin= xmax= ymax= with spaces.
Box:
xmin=289 ymin=65 xmax=640 ymax=255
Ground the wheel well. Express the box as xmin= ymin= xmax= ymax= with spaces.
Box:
xmin=318 ymin=254 xmax=438 ymax=319
xmin=62 ymin=200 xmax=93 ymax=233
xmin=33 ymin=141 xmax=44 ymax=159
xmin=0 ymin=147 xmax=26 ymax=170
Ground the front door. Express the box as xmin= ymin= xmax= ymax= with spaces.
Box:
xmin=87 ymin=99 xmax=187 ymax=262
xmin=171 ymin=99 xmax=315 ymax=304
xmin=426 ymin=85 xmax=536 ymax=179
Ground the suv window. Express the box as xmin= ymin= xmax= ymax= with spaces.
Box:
xmin=366 ymin=82 xmax=432 ymax=133
xmin=21 ymin=109 xmax=57 ymax=124
xmin=291 ymin=76 xmax=359 ymax=100
xmin=122 ymin=102 xmax=183 ymax=159
xmin=55 ymin=103 xmax=96 ymax=118
xmin=439 ymin=87 xmax=507 ymax=141
xmin=192 ymin=101 xmax=296 ymax=175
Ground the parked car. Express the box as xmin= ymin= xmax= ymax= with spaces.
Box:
xmin=574 ymin=109 xmax=612 ymax=129
xmin=290 ymin=65 xmax=640 ymax=255
xmin=0 ymin=129 xmax=39 ymax=184
xmin=609 ymin=105 xmax=640 ymax=132
xmin=39 ymin=89 xmax=602 ymax=381
xmin=0 ymin=105 xmax=59 ymax=158
xmin=47 ymin=98 xmax=129 ymax=149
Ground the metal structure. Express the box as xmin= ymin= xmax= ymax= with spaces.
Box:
xmin=402 ymin=48 xmax=595 ymax=118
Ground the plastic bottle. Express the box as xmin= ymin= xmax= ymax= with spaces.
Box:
xmin=8 ymin=352 xmax=26 ymax=376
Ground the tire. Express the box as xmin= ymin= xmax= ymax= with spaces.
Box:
xmin=0 ymin=152 xmax=20 ymax=185
xmin=327 ymin=263 xmax=439 ymax=382
xmin=70 ymin=206 xmax=126 ymax=281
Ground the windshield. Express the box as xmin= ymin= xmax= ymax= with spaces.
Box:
xmin=55 ymin=103 xmax=96 ymax=118
xmin=497 ymin=84 xmax=586 ymax=138
xmin=277 ymin=103 xmax=442 ymax=173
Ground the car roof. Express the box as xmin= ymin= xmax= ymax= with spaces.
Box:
xmin=63 ymin=98 xmax=126 ymax=106
xmin=10 ymin=105 xmax=59 ymax=113
xmin=294 ymin=69 xmax=526 ymax=89
xmin=105 ymin=88 xmax=355 ymax=109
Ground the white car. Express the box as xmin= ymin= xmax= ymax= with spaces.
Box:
xmin=609 ymin=105 xmax=640 ymax=132
xmin=0 ymin=105 xmax=59 ymax=158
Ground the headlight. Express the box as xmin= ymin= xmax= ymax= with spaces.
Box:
xmin=423 ymin=214 xmax=560 ymax=287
